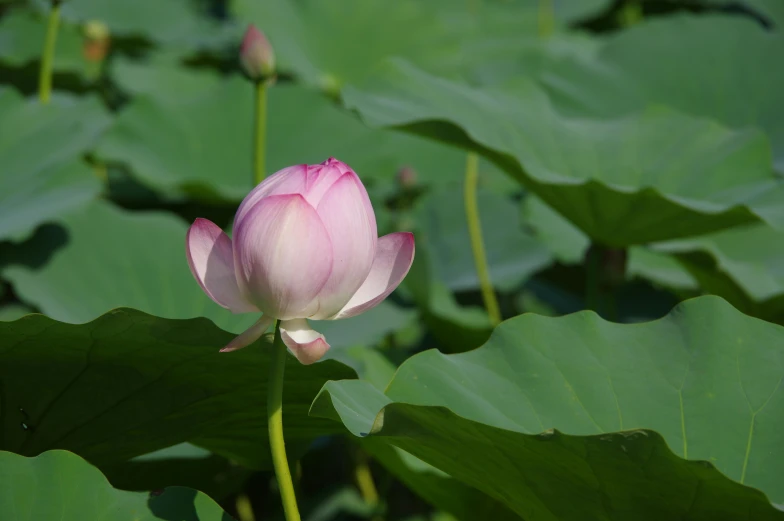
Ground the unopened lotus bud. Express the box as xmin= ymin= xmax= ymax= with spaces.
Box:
xmin=240 ymin=24 xmax=275 ymax=80
xmin=82 ymin=20 xmax=110 ymax=63
xmin=397 ymin=166 xmax=417 ymax=189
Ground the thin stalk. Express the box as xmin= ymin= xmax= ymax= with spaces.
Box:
xmin=355 ymin=454 xmax=379 ymax=505
xmin=585 ymin=245 xmax=602 ymax=314
xmin=253 ymin=80 xmax=268 ymax=185
xmin=538 ymin=0 xmax=554 ymax=39
xmin=464 ymin=152 xmax=502 ymax=326
xmin=38 ymin=0 xmax=62 ymax=104
xmin=268 ymin=321 xmax=301 ymax=521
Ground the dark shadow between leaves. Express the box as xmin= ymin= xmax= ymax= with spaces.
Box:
xmin=148 ymin=486 xmax=235 ymax=521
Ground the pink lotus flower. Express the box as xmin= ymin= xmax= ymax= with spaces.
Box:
xmin=187 ymin=158 xmax=415 ymax=364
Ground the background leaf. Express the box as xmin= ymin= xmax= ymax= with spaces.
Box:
xmin=343 ymin=60 xmax=784 ymax=245
xmin=0 ymin=450 xmax=232 ymax=520
xmin=0 ymin=89 xmax=109 ymax=241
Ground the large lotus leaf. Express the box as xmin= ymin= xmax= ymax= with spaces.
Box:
xmin=343 ymin=59 xmax=784 ymax=246
xmin=0 ymin=309 xmax=354 ymax=470
xmin=0 ymin=89 xmax=109 ymax=241
xmin=541 ymin=15 xmax=784 ymax=173
xmin=0 ymin=450 xmax=232 ymax=520
xmin=653 ymin=223 xmax=784 ymax=323
xmin=415 ymin=188 xmax=551 ymax=292
xmin=0 ymin=9 xmax=91 ymax=78
xmin=312 ymin=296 xmax=784 ymax=520
xmin=96 ymin=76 xmax=468 ymax=201
xmin=31 ymin=0 xmax=237 ymax=49
xmin=234 ymin=0 xmax=607 ymax=88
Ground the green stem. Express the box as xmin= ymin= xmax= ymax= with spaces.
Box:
xmin=585 ymin=245 xmax=602 ymax=314
xmin=268 ymin=321 xmax=301 ymax=521
xmin=538 ymin=0 xmax=554 ymax=39
xmin=464 ymin=152 xmax=502 ymax=326
xmin=253 ymin=80 xmax=268 ymax=185
xmin=38 ymin=0 xmax=61 ymax=104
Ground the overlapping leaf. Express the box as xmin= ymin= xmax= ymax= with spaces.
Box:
xmin=541 ymin=15 xmax=784 ymax=173
xmin=312 ymin=296 xmax=784 ymax=520
xmin=96 ymin=76 xmax=467 ymax=201
xmin=234 ymin=0 xmax=607 ymax=88
xmin=0 ymin=450 xmax=232 ymax=520
xmin=0 ymin=309 xmax=354 ymax=469
xmin=343 ymin=59 xmax=784 ymax=245
xmin=0 ymin=89 xmax=109 ymax=241
xmin=654 ymin=223 xmax=784 ymax=323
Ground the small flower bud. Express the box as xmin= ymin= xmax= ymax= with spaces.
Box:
xmin=240 ymin=24 xmax=275 ymax=80
xmin=397 ymin=166 xmax=417 ymax=190
xmin=82 ymin=20 xmax=110 ymax=63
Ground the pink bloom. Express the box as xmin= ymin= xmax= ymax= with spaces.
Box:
xmin=240 ymin=24 xmax=275 ymax=80
xmin=187 ymin=158 xmax=415 ymax=364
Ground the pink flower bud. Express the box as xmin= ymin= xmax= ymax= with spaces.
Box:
xmin=396 ymin=166 xmax=417 ymax=189
xmin=186 ymin=158 xmax=415 ymax=364
xmin=240 ymin=24 xmax=275 ymax=80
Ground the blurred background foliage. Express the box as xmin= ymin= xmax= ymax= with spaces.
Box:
xmin=1 ymin=0 xmax=783 ymax=519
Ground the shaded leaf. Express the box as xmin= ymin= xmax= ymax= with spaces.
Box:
xmin=0 ymin=309 xmax=354 ymax=469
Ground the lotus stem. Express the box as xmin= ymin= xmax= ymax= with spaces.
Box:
xmin=538 ymin=0 xmax=554 ymax=39
xmin=253 ymin=80 xmax=268 ymax=184
xmin=38 ymin=0 xmax=62 ymax=104
xmin=464 ymin=152 xmax=502 ymax=326
xmin=354 ymin=451 xmax=381 ymax=519
xmin=268 ymin=321 xmax=301 ymax=521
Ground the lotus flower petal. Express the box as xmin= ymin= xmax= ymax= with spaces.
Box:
xmin=233 ymin=194 xmax=333 ymax=319
xmin=186 ymin=218 xmax=257 ymax=313
xmin=330 ymin=232 xmax=415 ymax=320
xmin=310 ymin=173 xmax=377 ymax=319
xmin=220 ymin=315 xmax=274 ymax=353
xmin=235 ymin=164 xmax=308 ymax=228
xmin=279 ymin=318 xmax=330 ymax=365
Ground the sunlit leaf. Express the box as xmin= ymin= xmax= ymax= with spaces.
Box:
xmin=312 ymin=297 xmax=784 ymax=520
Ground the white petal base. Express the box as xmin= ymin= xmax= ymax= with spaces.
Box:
xmin=220 ymin=315 xmax=274 ymax=353
xmin=279 ymin=318 xmax=330 ymax=365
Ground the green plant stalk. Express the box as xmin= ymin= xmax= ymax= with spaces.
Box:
xmin=538 ymin=0 xmax=554 ymax=39
xmin=584 ymin=246 xmax=602 ymax=314
xmin=253 ymin=80 xmax=268 ymax=185
xmin=38 ymin=0 xmax=62 ymax=104
xmin=464 ymin=152 xmax=502 ymax=326
xmin=268 ymin=321 xmax=301 ymax=521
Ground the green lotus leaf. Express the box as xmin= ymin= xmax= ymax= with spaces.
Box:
xmin=0 ymin=308 xmax=354 ymax=469
xmin=0 ymin=450 xmax=232 ymax=520
xmin=0 ymin=89 xmax=109 ymax=241
xmin=312 ymin=296 xmax=784 ymax=520
xmin=343 ymin=59 xmax=784 ymax=246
